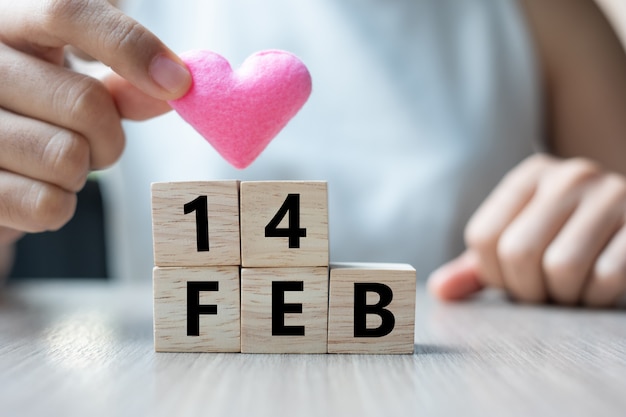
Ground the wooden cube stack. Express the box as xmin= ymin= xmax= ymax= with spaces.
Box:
xmin=152 ymin=180 xmax=416 ymax=354
xmin=152 ymin=181 xmax=241 ymax=352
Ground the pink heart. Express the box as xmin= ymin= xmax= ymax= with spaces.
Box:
xmin=168 ymin=50 xmax=312 ymax=169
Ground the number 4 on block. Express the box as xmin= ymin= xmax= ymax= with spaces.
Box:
xmin=240 ymin=181 xmax=329 ymax=267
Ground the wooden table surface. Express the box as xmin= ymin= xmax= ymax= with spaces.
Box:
xmin=1 ymin=279 xmax=624 ymax=417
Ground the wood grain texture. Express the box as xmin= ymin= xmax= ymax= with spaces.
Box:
xmin=328 ymin=262 xmax=416 ymax=354
xmin=240 ymin=181 xmax=329 ymax=267
xmin=2 ymin=280 xmax=626 ymax=417
xmin=241 ymin=267 xmax=328 ymax=353
xmin=151 ymin=181 xmax=240 ymax=267
xmin=153 ymin=266 xmax=240 ymax=352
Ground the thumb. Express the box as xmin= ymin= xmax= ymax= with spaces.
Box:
xmin=427 ymin=250 xmax=484 ymax=301
xmin=103 ymin=73 xmax=172 ymax=121
xmin=1 ymin=0 xmax=191 ymax=100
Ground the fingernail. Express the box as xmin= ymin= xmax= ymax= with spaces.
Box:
xmin=150 ymin=55 xmax=191 ymax=94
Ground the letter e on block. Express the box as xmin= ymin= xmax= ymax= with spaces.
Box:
xmin=328 ymin=263 xmax=416 ymax=354
xmin=240 ymin=267 xmax=328 ymax=353
xmin=153 ymin=266 xmax=240 ymax=352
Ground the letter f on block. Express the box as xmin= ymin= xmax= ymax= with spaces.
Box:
xmin=353 ymin=283 xmax=395 ymax=337
xmin=187 ymin=281 xmax=219 ymax=336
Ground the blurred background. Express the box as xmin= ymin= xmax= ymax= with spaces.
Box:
xmin=8 ymin=0 xmax=626 ymax=281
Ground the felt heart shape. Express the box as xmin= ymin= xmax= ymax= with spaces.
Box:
xmin=169 ymin=50 xmax=312 ymax=169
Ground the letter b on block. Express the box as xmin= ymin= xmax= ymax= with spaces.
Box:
xmin=353 ymin=283 xmax=395 ymax=338
xmin=328 ymin=263 xmax=416 ymax=354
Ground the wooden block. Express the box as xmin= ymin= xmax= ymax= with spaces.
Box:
xmin=240 ymin=181 xmax=328 ymax=267
xmin=240 ymin=267 xmax=328 ymax=353
xmin=152 ymin=181 xmax=240 ymax=267
xmin=328 ymin=263 xmax=416 ymax=354
xmin=153 ymin=266 xmax=240 ymax=352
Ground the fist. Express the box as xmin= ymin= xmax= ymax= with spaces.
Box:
xmin=429 ymin=154 xmax=626 ymax=308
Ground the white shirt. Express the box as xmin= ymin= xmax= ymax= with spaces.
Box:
xmin=102 ymin=0 xmax=540 ymax=281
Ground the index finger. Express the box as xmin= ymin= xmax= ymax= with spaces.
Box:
xmin=0 ymin=0 xmax=191 ymax=100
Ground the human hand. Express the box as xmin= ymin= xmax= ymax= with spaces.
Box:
xmin=428 ymin=154 xmax=626 ymax=308
xmin=0 ymin=231 xmax=19 ymax=280
xmin=0 ymin=0 xmax=191 ymax=246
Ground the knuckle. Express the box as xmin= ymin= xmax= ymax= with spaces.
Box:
xmin=63 ymin=77 xmax=110 ymax=125
xmin=29 ymin=183 xmax=76 ymax=232
xmin=525 ymin=153 xmax=556 ymax=170
xmin=542 ymin=246 xmax=588 ymax=305
xmin=499 ymin=168 xmax=530 ymax=192
xmin=542 ymin=248 xmax=583 ymax=286
xmin=537 ymin=158 xmax=601 ymax=197
xmin=45 ymin=131 xmax=90 ymax=191
xmin=52 ymin=76 xmax=125 ymax=170
xmin=41 ymin=0 xmax=88 ymax=28
xmin=496 ymin=231 xmax=540 ymax=269
xmin=564 ymin=157 xmax=601 ymax=175
xmin=602 ymin=173 xmax=626 ymax=200
xmin=464 ymin=220 xmax=497 ymax=254
xmin=592 ymin=259 xmax=626 ymax=294
xmin=560 ymin=158 xmax=602 ymax=184
xmin=515 ymin=153 xmax=554 ymax=174
xmin=103 ymin=19 xmax=148 ymax=57
xmin=500 ymin=154 xmax=554 ymax=191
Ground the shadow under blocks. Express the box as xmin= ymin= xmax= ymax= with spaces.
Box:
xmin=151 ymin=180 xmax=416 ymax=354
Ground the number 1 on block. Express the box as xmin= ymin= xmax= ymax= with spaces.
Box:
xmin=151 ymin=181 xmax=241 ymax=267
xmin=184 ymin=195 xmax=210 ymax=252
